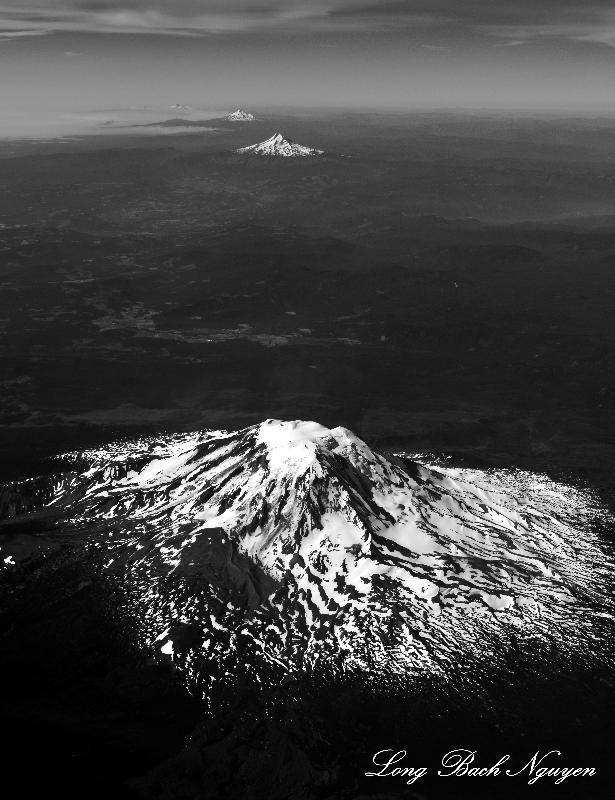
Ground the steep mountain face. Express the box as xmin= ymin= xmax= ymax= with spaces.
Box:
xmin=1 ymin=420 xmax=613 ymax=702
xmin=234 ymin=133 xmax=324 ymax=157
xmin=225 ymin=109 xmax=256 ymax=122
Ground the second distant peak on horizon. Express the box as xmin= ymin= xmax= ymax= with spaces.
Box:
xmin=225 ymin=109 xmax=257 ymax=122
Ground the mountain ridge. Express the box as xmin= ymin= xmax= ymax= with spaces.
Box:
xmin=234 ymin=133 xmax=324 ymax=157
xmin=225 ymin=109 xmax=257 ymax=122
xmin=2 ymin=419 xmax=613 ymax=700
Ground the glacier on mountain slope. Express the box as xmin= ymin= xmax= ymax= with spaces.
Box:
xmin=234 ymin=133 xmax=323 ymax=157
xmin=2 ymin=419 xmax=613 ymax=698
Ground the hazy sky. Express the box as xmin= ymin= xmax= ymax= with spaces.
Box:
xmin=1 ymin=1 xmax=614 ymax=134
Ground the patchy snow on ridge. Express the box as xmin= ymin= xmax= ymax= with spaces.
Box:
xmin=234 ymin=133 xmax=323 ymax=157
xmin=2 ymin=419 xmax=614 ymax=699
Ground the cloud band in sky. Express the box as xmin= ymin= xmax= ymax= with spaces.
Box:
xmin=0 ymin=1 xmax=614 ymax=46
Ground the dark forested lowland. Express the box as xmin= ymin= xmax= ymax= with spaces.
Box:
xmin=2 ymin=112 xmax=615 ymax=481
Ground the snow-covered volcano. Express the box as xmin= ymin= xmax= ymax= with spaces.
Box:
xmin=225 ymin=109 xmax=256 ymax=121
xmin=1 ymin=420 xmax=613 ymax=697
xmin=234 ymin=133 xmax=323 ymax=157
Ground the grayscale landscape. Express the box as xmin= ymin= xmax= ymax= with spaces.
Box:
xmin=1 ymin=3 xmax=615 ymax=800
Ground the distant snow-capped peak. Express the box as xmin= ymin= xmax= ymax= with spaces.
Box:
xmin=225 ymin=109 xmax=256 ymax=121
xmin=234 ymin=133 xmax=324 ymax=157
xmin=169 ymin=104 xmax=191 ymax=110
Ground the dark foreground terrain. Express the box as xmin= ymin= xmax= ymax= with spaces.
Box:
xmin=1 ymin=109 xmax=615 ymax=799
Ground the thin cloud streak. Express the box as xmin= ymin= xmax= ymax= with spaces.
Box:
xmin=0 ymin=28 xmax=50 ymax=38
xmin=492 ymin=40 xmax=526 ymax=48
xmin=482 ymin=22 xmax=615 ymax=48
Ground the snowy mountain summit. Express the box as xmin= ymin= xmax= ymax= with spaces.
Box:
xmin=2 ymin=419 xmax=613 ymax=696
xmin=169 ymin=104 xmax=191 ymax=110
xmin=234 ymin=132 xmax=323 ymax=157
xmin=225 ymin=109 xmax=256 ymax=121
